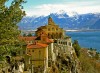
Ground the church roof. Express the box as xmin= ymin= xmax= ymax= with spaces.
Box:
xmin=19 ymin=36 xmax=36 ymax=41
xmin=27 ymin=43 xmax=48 ymax=49
xmin=35 ymin=36 xmax=53 ymax=43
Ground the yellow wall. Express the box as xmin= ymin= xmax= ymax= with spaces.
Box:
xmin=27 ymin=47 xmax=47 ymax=67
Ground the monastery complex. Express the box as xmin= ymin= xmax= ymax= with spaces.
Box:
xmin=36 ymin=16 xmax=65 ymax=39
xmin=19 ymin=17 xmax=75 ymax=73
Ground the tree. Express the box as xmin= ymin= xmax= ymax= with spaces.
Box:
xmin=72 ymin=40 xmax=81 ymax=57
xmin=0 ymin=0 xmax=26 ymax=59
xmin=0 ymin=0 xmax=26 ymax=45
xmin=23 ymin=33 xmax=26 ymax=36
xmin=27 ymin=33 xmax=32 ymax=36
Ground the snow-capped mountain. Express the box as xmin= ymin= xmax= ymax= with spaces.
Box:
xmin=18 ymin=12 xmax=100 ymax=30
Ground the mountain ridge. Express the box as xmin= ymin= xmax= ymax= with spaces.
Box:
xmin=18 ymin=12 xmax=100 ymax=30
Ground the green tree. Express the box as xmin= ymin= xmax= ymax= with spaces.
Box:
xmin=0 ymin=0 xmax=26 ymax=59
xmin=27 ymin=33 xmax=32 ymax=36
xmin=72 ymin=40 xmax=81 ymax=57
xmin=0 ymin=0 xmax=26 ymax=45
xmin=23 ymin=33 xmax=27 ymax=36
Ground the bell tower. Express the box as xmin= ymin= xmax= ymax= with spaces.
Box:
xmin=48 ymin=16 xmax=55 ymax=25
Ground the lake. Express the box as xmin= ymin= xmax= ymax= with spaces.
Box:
xmin=66 ymin=31 xmax=100 ymax=52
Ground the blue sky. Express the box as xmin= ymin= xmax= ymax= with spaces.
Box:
xmin=7 ymin=0 xmax=100 ymax=16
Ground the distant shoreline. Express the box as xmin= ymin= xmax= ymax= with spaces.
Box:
xmin=65 ymin=29 xmax=100 ymax=32
xmin=21 ymin=29 xmax=100 ymax=33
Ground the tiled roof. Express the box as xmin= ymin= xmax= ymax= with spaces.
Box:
xmin=19 ymin=35 xmax=53 ymax=45
xmin=19 ymin=36 xmax=37 ymax=41
xmin=35 ymin=36 xmax=53 ymax=43
xmin=46 ymin=38 xmax=53 ymax=43
xmin=27 ymin=43 xmax=48 ymax=49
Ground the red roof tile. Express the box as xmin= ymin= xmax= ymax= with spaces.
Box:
xmin=45 ymin=38 xmax=54 ymax=43
xmin=27 ymin=43 xmax=48 ymax=49
xmin=19 ymin=36 xmax=37 ymax=41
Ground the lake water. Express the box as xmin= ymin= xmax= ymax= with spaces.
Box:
xmin=66 ymin=31 xmax=100 ymax=52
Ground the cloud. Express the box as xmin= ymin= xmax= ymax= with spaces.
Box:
xmin=25 ymin=1 xmax=100 ymax=16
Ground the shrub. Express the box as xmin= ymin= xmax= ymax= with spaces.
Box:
xmin=72 ymin=40 xmax=81 ymax=57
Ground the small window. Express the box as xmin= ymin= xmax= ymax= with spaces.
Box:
xmin=54 ymin=40 xmax=57 ymax=43
xmin=59 ymin=42 xmax=60 ymax=44
xmin=66 ymin=42 xmax=67 ymax=45
xmin=32 ymin=50 xmax=34 ymax=52
xmin=52 ymin=28 xmax=54 ymax=30
xmin=39 ymin=50 xmax=41 ymax=55
xmin=69 ymin=42 xmax=71 ymax=46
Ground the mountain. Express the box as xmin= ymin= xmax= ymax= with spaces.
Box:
xmin=90 ymin=19 xmax=100 ymax=29
xmin=18 ymin=12 xmax=100 ymax=30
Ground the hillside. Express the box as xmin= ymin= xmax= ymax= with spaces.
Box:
xmin=90 ymin=19 xmax=100 ymax=29
xmin=79 ymin=48 xmax=100 ymax=73
xmin=49 ymin=48 xmax=100 ymax=73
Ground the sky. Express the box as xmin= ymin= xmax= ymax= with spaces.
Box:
xmin=7 ymin=0 xmax=100 ymax=16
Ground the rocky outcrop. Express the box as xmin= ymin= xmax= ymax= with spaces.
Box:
xmin=48 ymin=38 xmax=81 ymax=73
xmin=47 ymin=41 xmax=81 ymax=73
xmin=54 ymin=51 xmax=81 ymax=73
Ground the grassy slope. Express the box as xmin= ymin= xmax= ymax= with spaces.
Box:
xmin=79 ymin=49 xmax=100 ymax=73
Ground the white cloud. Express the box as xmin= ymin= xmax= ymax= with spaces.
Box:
xmin=26 ymin=1 xmax=100 ymax=16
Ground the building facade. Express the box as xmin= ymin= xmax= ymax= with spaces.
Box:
xmin=27 ymin=43 xmax=48 ymax=73
xmin=19 ymin=32 xmax=54 ymax=72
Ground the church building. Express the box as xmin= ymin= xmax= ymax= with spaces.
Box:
xmin=36 ymin=17 xmax=65 ymax=39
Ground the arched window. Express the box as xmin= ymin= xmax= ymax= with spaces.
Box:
xmin=69 ymin=42 xmax=71 ymax=46
xmin=48 ymin=33 xmax=51 ymax=38
xmin=56 ymin=32 xmax=58 ymax=38
xmin=52 ymin=28 xmax=54 ymax=31
xmin=56 ymin=28 xmax=58 ymax=31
